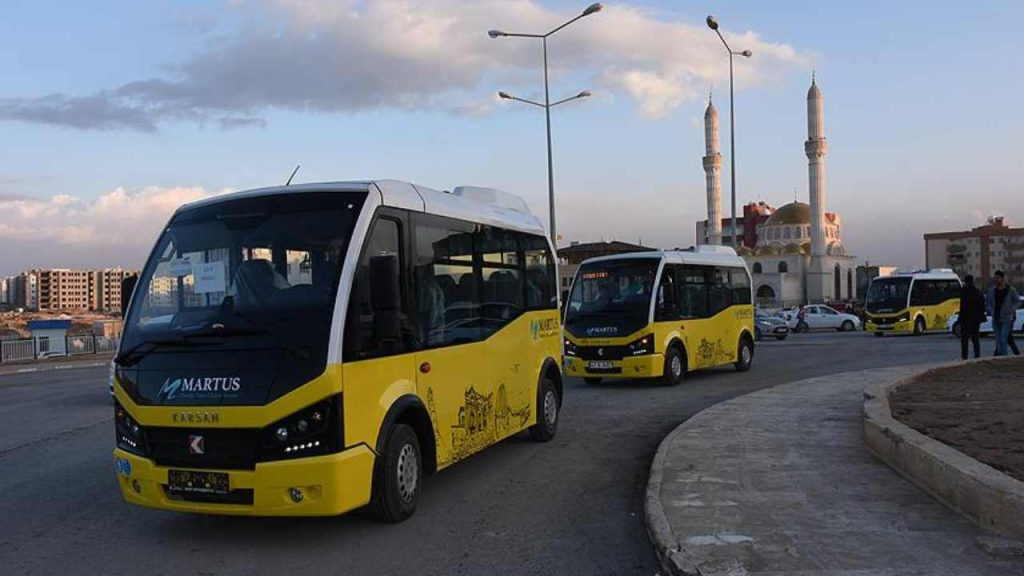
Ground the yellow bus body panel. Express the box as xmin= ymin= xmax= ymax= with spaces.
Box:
xmin=113 ymin=310 xmax=561 ymax=516
xmin=564 ymin=305 xmax=754 ymax=380
xmin=865 ymin=298 xmax=960 ymax=334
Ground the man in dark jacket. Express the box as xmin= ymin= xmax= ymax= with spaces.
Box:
xmin=958 ymin=274 xmax=985 ymax=360
xmin=986 ymin=270 xmax=1022 ymax=357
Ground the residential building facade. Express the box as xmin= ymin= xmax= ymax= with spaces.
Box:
xmin=925 ymin=217 xmax=1024 ymax=289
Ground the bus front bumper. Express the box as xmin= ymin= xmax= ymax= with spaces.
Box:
xmin=112 ymin=445 xmax=375 ymax=517
xmin=865 ymin=320 xmax=913 ymax=333
xmin=563 ymin=354 xmax=664 ymax=379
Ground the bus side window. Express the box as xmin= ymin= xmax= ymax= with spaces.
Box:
xmin=709 ymin=267 xmax=733 ymax=316
xmin=655 ymin=264 xmax=679 ymax=321
xmin=677 ymin=266 xmax=709 ymax=319
xmin=523 ymin=234 xmax=557 ymax=310
xmin=478 ymin=225 xmax=524 ymax=336
xmin=731 ymin=267 xmax=752 ymax=305
xmin=910 ymin=280 xmax=931 ymax=307
xmin=343 ymin=217 xmax=410 ymax=361
xmin=412 ymin=214 xmax=482 ymax=348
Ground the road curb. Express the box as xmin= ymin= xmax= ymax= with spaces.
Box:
xmin=0 ymin=355 xmax=113 ymax=377
xmin=645 ymin=414 xmax=700 ymax=576
xmin=863 ymin=357 xmax=1024 ymax=541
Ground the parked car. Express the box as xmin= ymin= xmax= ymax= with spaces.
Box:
xmin=947 ymin=297 xmax=1024 ymax=337
xmin=791 ymin=304 xmax=862 ymax=333
xmin=755 ymin=311 xmax=790 ymax=341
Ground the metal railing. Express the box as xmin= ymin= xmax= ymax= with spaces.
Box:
xmin=0 ymin=335 xmax=119 ymax=363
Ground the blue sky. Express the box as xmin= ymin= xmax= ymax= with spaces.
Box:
xmin=2 ymin=0 xmax=1022 ymax=275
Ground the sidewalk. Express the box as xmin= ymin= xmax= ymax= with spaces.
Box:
xmin=646 ymin=365 xmax=1024 ymax=576
xmin=0 ymin=352 xmax=113 ymax=377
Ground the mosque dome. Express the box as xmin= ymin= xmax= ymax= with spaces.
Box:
xmin=764 ymin=202 xmax=810 ymax=226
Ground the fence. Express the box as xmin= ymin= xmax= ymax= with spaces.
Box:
xmin=0 ymin=335 xmax=120 ymax=363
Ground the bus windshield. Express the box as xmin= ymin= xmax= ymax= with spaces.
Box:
xmin=119 ymin=191 xmax=365 ymax=405
xmin=564 ymin=259 xmax=659 ymax=337
xmin=866 ymin=277 xmax=911 ymax=313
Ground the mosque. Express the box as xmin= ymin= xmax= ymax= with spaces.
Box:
xmin=698 ymin=76 xmax=857 ymax=308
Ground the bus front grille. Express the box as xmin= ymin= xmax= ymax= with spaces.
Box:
xmin=146 ymin=427 xmax=260 ymax=471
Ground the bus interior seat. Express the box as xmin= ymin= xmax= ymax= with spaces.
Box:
xmin=231 ymin=259 xmax=290 ymax=308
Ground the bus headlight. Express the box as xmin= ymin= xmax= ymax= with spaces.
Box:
xmin=628 ymin=335 xmax=654 ymax=356
xmin=114 ymin=400 xmax=148 ymax=456
xmin=563 ymin=339 xmax=578 ymax=356
xmin=258 ymin=394 xmax=343 ymax=462
xmin=896 ymin=312 xmax=910 ymax=322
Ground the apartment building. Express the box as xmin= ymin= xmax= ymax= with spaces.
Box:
xmin=4 ymin=268 xmax=138 ymax=312
xmin=924 ymin=217 xmax=1024 ymax=289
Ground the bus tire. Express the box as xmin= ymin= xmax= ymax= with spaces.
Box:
xmin=735 ymin=335 xmax=754 ymax=372
xmin=914 ymin=317 xmax=926 ymax=336
xmin=371 ymin=423 xmax=421 ymax=523
xmin=662 ymin=346 xmax=685 ymax=386
xmin=529 ymin=377 xmax=559 ymax=442
xmin=583 ymin=377 xmax=602 ymax=386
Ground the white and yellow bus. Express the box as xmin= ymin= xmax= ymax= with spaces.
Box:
xmin=864 ymin=269 xmax=961 ymax=336
xmin=562 ymin=247 xmax=754 ymax=385
xmin=112 ymin=180 xmax=562 ymax=521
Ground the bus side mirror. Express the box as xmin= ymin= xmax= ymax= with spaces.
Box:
xmin=369 ymin=255 xmax=401 ymax=343
xmin=120 ymin=274 xmax=138 ymax=319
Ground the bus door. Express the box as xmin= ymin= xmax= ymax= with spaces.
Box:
xmin=411 ymin=215 xmax=493 ymax=467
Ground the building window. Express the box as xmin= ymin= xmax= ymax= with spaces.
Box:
xmin=753 ymin=262 xmax=763 ymax=274
xmin=38 ymin=336 xmax=50 ymax=353
xmin=778 ymin=261 xmax=789 ymax=274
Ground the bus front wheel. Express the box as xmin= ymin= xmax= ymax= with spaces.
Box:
xmin=662 ymin=346 xmax=685 ymax=386
xmin=529 ymin=377 xmax=559 ymax=442
xmin=371 ymin=423 xmax=421 ymax=523
xmin=735 ymin=336 xmax=754 ymax=373
xmin=914 ymin=317 xmax=926 ymax=336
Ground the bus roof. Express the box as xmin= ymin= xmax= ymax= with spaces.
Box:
xmin=876 ymin=269 xmax=961 ymax=281
xmin=579 ymin=246 xmax=748 ymax=270
xmin=175 ymin=179 xmax=547 ymax=237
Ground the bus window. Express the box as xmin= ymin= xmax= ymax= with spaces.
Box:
xmin=677 ymin=266 xmax=709 ymax=319
xmin=731 ymin=267 xmax=752 ymax=305
xmin=655 ymin=264 xmax=679 ymax=321
xmin=910 ymin=279 xmax=934 ymax=307
xmin=709 ymin=268 xmax=733 ymax=316
xmin=524 ymin=234 xmax=557 ymax=310
xmin=479 ymin=226 xmax=524 ymax=333
xmin=413 ymin=214 xmax=482 ymax=347
xmin=344 ymin=217 xmax=409 ymax=361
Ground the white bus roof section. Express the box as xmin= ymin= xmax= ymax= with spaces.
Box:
xmin=175 ymin=179 xmax=546 ymax=236
xmin=581 ymin=247 xmax=748 ymax=270
xmin=883 ymin=270 xmax=961 ymax=281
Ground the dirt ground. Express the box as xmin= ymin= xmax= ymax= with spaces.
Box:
xmin=891 ymin=357 xmax=1024 ymax=483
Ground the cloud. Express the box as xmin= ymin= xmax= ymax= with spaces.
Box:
xmin=0 ymin=186 xmax=229 ymax=273
xmin=0 ymin=1 xmax=810 ymax=130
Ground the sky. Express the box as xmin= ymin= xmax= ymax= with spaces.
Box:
xmin=2 ymin=0 xmax=1023 ymax=276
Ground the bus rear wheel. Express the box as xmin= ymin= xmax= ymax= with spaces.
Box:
xmin=529 ymin=377 xmax=559 ymax=442
xmin=735 ymin=336 xmax=754 ymax=372
xmin=371 ymin=423 xmax=421 ymax=523
xmin=662 ymin=346 xmax=685 ymax=386
xmin=914 ymin=317 xmax=926 ymax=336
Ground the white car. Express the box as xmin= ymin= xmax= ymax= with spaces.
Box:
xmin=791 ymin=304 xmax=861 ymax=333
xmin=947 ymin=297 xmax=1024 ymax=337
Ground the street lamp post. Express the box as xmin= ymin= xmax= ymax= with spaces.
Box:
xmin=706 ymin=15 xmax=752 ymax=249
xmin=489 ymin=3 xmax=603 ymax=245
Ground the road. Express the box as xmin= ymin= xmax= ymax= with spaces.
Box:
xmin=0 ymin=331 xmax=967 ymax=576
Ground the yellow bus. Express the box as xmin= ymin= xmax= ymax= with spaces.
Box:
xmin=112 ymin=180 xmax=562 ymax=521
xmin=864 ymin=269 xmax=961 ymax=336
xmin=562 ymin=247 xmax=754 ymax=386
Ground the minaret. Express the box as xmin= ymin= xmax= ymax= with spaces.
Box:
xmin=805 ymin=73 xmax=830 ymax=301
xmin=702 ymin=94 xmax=723 ymax=245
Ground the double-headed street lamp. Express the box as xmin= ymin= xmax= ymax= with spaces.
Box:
xmin=706 ymin=15 xmax=752 ymax=249
xmin=490 ymin=3 xmax=603 ymax=245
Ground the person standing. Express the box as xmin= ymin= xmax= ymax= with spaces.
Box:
xmin=958 ymin=274 xmax=985 ymax=360
xmin=985 ymin=270 xmax=1021 ymax=357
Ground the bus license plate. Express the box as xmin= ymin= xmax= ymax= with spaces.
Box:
xmin=167 ymin=469 xmax=229 ymax=496
xmin=587 ymin=360 xmax=613 ymax=370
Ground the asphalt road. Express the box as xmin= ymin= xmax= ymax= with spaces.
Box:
xmin=0 ymin=331 xmax=971 ymax=576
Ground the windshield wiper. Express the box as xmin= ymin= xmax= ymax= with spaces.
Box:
xmin=114 ymin=337 xmax=207 ymax=367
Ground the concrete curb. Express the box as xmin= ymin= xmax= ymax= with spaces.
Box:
xmin=0 ymin=354 xmax=113 ymax=377
xmin=863 ymin=358 xmax=1024 ymax=541
xmin=645 ymin=423 xmax=699 ymax=576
